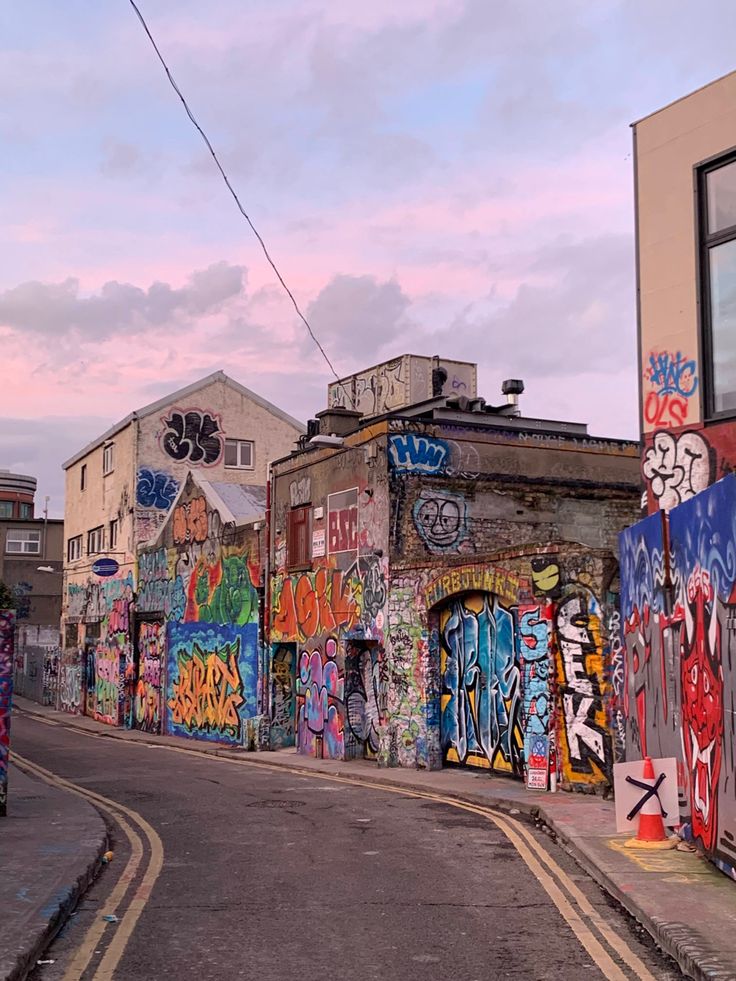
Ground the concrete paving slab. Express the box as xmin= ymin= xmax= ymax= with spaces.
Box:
xmin=0 ymin=763 xmax=108 ymax=981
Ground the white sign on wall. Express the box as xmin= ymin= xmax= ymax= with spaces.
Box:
xmin=312 ymin=528 xmax=326 ymax=558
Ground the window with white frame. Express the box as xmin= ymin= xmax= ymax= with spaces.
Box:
xmin=109 ymin=519 xmax=118 ymax=550
xmin=6 ymin=528 xmax=41 ymax=554
xmin=224 ymin=438 xmax=254 ymax=469
xmin=102 ymin=443 xmax=114 ymax=476
xmin=67 ymin=535 xmax=82 ymax=561
xmin=87 ymin=526 xmax=104 ymax=555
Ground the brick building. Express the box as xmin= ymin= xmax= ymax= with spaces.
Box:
xmin=268 ymin=357 xmax=641 ymax=794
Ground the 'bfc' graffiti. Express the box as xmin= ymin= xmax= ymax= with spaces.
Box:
xmin=439 ymin=593 xmax=523 ymax=775
xmin=554 ymin=591 xmax=613 ymax=788
xmin=166 ymin=622 xmax=257 ymax=744
xmin=0 ymin=610 xmax=14 ymax=815
xmin=297 ymin=638 xmax=344 ymax=759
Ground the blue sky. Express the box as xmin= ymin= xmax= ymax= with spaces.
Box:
xmin=1 ymin=0 xmax=735 ymax=515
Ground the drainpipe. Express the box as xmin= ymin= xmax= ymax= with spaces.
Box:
xmin=263 ymin=463 xmax=272 ymax=721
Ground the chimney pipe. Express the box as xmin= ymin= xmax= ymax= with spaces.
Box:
xmin=501 ymin=379 xmax=524 ymax=416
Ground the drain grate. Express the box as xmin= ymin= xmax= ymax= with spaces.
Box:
xmin=245 ymin=799 xmax=306 ymax=809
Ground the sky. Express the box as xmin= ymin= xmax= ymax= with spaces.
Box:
xmin=2 ymin=1 xmax=735 ymax=518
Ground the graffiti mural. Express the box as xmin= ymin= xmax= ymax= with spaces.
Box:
xmin=413 ymin=489 xmax=467 ymax=553
xmin=166 ymin=622 xmax=257 ymax=744
xmin=439 ymin=593 xmax=523 ymax=774
xmin=272 ymin=568 xmax=361 ymax=642
xmin=642 ymin=430 xmax=713 ymax=511
xmin=59 ymin=650 xmax=83 ymax=715
xmin=554 ymin=590 xmax=613 ymax=788
xmin=11 ymin=582 xmax=32 ymax=621
xmin=136 ymin=468 xmax=179 ymax=510
xmin=160 ymin=408 xmax=223 ymax=466
xmin=137 ymin=549 xmax=186 ymax=621
xmin=643 ymin=350 xmax=699 ymax=430
xmin=0 ymin=610 xmax=14 ymax=815
xmin=296 ymin=638 xmax=344 ymax=759
xmin=271 ymin=644 xmax=296 ymax=749
xmin=518 ymin=605 xmax=552 ymax=776
xmin=133 ymin=620 xmax=164 ymax=734
xmin=345 ymin=642 xmax=382 ymax=759
xmin=388 ymin=433 xmax=449 ymax=474
xmin=173 ymin=496 xmax=208 ymax=545
xmin=87 ymin=643 xmax=123 ymax=726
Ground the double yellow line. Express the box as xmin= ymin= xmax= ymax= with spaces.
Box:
xmin=14 ymin=752 xmax=163 ymax=981
xmin=15 ymin=714 xmax=655 ymax=981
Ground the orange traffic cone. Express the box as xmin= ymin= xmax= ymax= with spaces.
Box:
xmin=625 ymin=756 xmax=677 ymax=850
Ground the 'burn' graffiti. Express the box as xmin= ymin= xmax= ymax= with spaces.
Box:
xmin=166 ymin=622 xmax=257 ymax=745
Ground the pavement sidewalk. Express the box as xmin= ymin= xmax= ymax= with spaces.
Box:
xmin=0 ymin=761 xmax=108 ymax=981
xmin=14 ymin=695 xmax=736 ymax=981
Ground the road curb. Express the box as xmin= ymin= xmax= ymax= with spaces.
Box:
xmin=6 ymin=762 xmax=109 ymax=981
xmin=17 ymin=703 xmax=733 ymax=980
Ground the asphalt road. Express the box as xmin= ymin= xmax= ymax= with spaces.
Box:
xmin=14 ymin=714 xmax=681 ymax=981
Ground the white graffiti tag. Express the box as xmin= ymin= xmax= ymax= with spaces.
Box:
xmin=642 ymin=431 xmax=712 ymax=511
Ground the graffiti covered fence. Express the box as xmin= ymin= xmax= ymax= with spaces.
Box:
xmin=620 ymin=473 xmax=736 ymax=874
xmin=0 ymin=610 xmax=15 ymax=816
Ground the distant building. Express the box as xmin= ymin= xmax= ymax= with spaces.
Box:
xmin=268 ymin=356 xmax=641 ymax=794
xmin=60 ymin=371 xmax=303 ymax=727
xmin=0 ymin=473 xmax=63 ymax=706
xmin=621 ymin=70 xmax=736 ymax=875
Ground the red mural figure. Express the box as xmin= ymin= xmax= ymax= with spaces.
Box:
xmin=681 ymin=567 xmax=724 ymax=854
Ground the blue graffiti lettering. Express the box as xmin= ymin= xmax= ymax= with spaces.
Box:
xmin=388 ymin=434 xmax=449 ymax=474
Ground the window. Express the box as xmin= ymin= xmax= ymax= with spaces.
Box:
xmin=0 ymin=502 xmax=12 ymax=519
xmin=700 ymin=153 xmax=736 ymax=416
xmin=103 ymin=443 xmax=114 ymax=476
xmin=6 ymin=528 xmax=41 ymax=554
xmin=224 ymin=438 xmax=254 ymax=469
xmin=64 ymin=623 xmax=78 ymax=648
xmin=109 ymin=519 xmax=118 ymax=550
xmin=81 ymin=464 xmax=87 ymax=490
xmin=67 ymin=535 xmax=82 ymax=561
xmin=20 ymin=503 xmax=32 ymax=519
xmin=87 ymin=526 xmax=104 ymax=555
xmin=287 ymin=506 xmax=311 ymax=568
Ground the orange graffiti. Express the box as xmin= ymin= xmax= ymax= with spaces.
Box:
xmin=272 ymin=568 xmax=361 ymax=642
xmin=173 ymin=496 xmax=209 ymax=546
xmin=167 ymin=640 xmax=244 ymax=736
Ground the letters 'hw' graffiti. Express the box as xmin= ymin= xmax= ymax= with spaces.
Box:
xmin=166 ymin=622 xmax=257 ymax=745
xmin=388 ymin=433 xmax=449 ymax=474
xmin=161 ymin=408 xmax=223 ymax=466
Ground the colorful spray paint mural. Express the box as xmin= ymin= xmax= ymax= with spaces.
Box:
xmin=0 ymin=610 xmax=14 ymax=816
xmin=270 ymin=644 xmax=296 ymax=749
xmin=439 ymin=593 xmax=523 ymax=775
xmin=166 ymin=622 xmax=258 ymax=745
xmin=620 ymin=473 xmax=736 ymax=874
xmin=518 ymin=604 xmax=552 ymax=777
xmin=554 ymin=590 xmax=613 ymax=788
xmin=345 ymin=642 xmax=382 ymax=760
xmin=132 ymin=620 xmax=164 ymax=734
xmin=296 ymin=638 xmax=344 ymax=758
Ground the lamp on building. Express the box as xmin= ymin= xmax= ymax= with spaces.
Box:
xmin=36 ymin=565 xmax=55 ymax=573
xmin=308 ymin=434 xmax=345 ymax=448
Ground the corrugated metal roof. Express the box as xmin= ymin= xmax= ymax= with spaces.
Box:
xmin=208 ymin=481 xmax=266 ymax=523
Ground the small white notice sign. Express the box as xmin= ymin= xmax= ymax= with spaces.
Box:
xmin=613 ymin=757 xmax=680 ymax=833
xmin=312 ymin=528 xmax=326 ymax=558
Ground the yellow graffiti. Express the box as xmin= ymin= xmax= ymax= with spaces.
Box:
xmin=167 ymin=640 xmax=244 ymax=736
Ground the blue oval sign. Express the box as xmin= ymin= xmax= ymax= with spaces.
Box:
xmin=92 ymin=557 xmax=119 ymax=578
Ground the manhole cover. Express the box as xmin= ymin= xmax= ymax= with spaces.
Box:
xmin=246 ymin=799 xmax=306 ymax=809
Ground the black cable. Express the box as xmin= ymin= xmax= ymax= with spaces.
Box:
xmin=127 ymin=0 xmax=353 ymax=406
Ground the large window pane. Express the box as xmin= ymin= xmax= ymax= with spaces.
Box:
xmin=707 ymin=160 xmax=736 ymax=234
xmin=709 ymin=238 xmax=736 ymax=412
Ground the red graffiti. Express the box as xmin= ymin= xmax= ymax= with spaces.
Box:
xmin=328 ymin=507 xmax=358 ymax=553
xmin=682 ymin=568 xmax=723 ymax=853
xmin=643 ymin=391 xmax=689 ymax=429
xmin=273 ymin=568 xmax=360 ymax=642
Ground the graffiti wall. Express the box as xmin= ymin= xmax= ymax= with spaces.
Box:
xmin=133 ymin=620 xmax=164 ymax=734
xmin=439 ymin=592 xmax=523 ymax=775
xmin=621 ymin=473 xmax=736 ymax=874
xmin=166 ymin=622 xmax=258 ymax=745
xmin=270 ymin=644 xmax=296 ymax=749
xmin=0 ymin=610 xmax=14 ymax=816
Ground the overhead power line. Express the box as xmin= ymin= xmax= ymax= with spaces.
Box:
xmin=127 ymin=0 xmax=350 ymax=402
